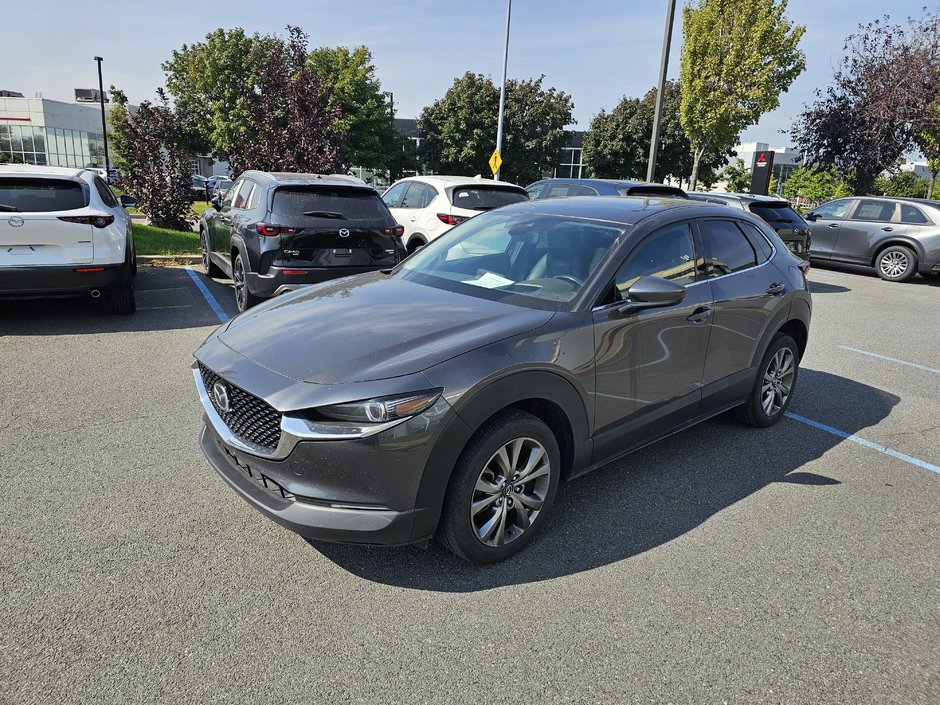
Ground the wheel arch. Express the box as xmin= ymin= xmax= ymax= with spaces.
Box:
xmin=870 ymin=237 xmax=924 ymax=267
xmin=410 ymin=370 xmax=591 ymax=542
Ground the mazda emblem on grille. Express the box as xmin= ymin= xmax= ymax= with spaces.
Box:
xmin=212 ymin=381 xmax=231 ymax=413
xmin=8 ymin=216 xmax=24 ymax=227
xmin=339 ymin=228 xmax=350 ymax=238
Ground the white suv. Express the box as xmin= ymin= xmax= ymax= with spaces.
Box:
xmin=0 ymin=165 xmax=137 ymax=313
xmin=382 ymin=175 xmax=528 ymax=253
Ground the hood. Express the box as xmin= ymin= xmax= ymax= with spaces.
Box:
xmin=217 ymin=272 xmax=554 ymax=384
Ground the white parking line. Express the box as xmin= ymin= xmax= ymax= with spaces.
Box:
xmin=838 ymin=346 xmax=940 ymax=375
xmin=184 ymin=268 xmax=230 ymax=323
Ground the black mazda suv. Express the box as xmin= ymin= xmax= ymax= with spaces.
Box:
xmin=199 ymin=171 xmax=407 ymax=311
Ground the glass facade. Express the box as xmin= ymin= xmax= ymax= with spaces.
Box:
xmin=0 ymin=124 xmax=105 ymax=168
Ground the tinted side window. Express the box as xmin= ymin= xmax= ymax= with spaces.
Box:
xmin=545 ymin=183 xmax=580 ymax=199
xmin=382 ymin=182 xmax=408 ymax=208
xmin=614 ymin=223 xmax=697 ymax=299
xmin=232 ymin=180 xmax=255 ymax=209
xmin=850 ymin=199 xmax=896 ymax=222
xmin=245 ymin=181 xmax=263 ymax=210
xmin=526 ymin=183 xmax=546 ymax=199
xmin=900 ymin=203 xmax=930 ymax=224
xmin=739 ymin=221 xmax=773 ymax=263
xmin=813 ymin=199 xmax=852 ymax=219
xmin=700 ymin=219 xmax=757 ymax=276
xmin=577 ymin=185 xmax=599 ymax=196
xmin=93 ymin=177 xmax=118 ymax=207
xmin=399 ymin=182 xmax=435 ymax=209
xmin=222 ymin=179 xmax=242 ymax=209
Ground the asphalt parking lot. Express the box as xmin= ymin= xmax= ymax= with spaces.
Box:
xmin=1 ymin=264 xmax=938 ymax=704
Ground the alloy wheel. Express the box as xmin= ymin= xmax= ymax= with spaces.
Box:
xmin=233 ymin=256 xmax=246 ymax=310
xmin=470 ymin=437 xmax=551 ymax=547
xmin=880 ymin=251 xmax=909 ymax=279
xmin=201 ymin=235 xmax=210 ymax=275
xmin=760 ymin=347 xmax=795 ymax=417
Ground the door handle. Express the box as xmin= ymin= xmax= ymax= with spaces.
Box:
xmin=767 ymin=282 xmax=786 ymax=295
xmin=881 ymin=226 xmax=893 ymax=232
xmin=686 ymin=306 xmax=712 ymax=324
xmin=828 ymin=223 xmax=839 ymax=228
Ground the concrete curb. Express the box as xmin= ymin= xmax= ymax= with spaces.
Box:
xmin=137 ymin=255 xmax=201 ymax=267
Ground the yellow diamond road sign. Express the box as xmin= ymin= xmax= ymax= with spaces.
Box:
xmin=489 ymin=150 xmax=502 ymax=176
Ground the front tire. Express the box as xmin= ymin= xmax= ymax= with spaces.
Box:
xmin=440 ymin=409 xmax=560 ymax=564
xmin=202 ymin=230 xmax=222 ymax=277
xmin=232 ymin=252 xmax=262 ymax=313
xmin=876 ymin=245 xmax=917 ymax=282
xmin=734 ymin=334 xmax=799 ymax=428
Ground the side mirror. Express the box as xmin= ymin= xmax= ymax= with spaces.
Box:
xmin=804 ymin=212 xmax=817 ymax=221
xmin=210 ymin=196 xmax=221 ymax=210
xmin=119 ymin=194 xmax=137 ymax=208
xmin=617 ymin=276 xmax=686 ymax=315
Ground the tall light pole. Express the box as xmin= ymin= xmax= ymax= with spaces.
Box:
xmin=646 ymin=0 xmax=677 ymax=183
xmin=494 ymin=0 xmax=511 ymax=181
xmin=93 ymin=56 xmax=110 ymax=174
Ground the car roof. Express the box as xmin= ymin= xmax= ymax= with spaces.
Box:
xmin=529 ymin=178 xmax=688 ymax=196
xmin=241 ymin=171 xmax=371 ymax=188
xmin=0 ymin=165 xmax=90 ymax=179
xmin=396 ymin=175 xmax=524 ymax=189
xmin=496 ymin=194 xmax=736 ymax=226
xmin=687 ymin=191 xmax=793 ymax=206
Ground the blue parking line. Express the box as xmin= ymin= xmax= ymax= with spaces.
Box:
xmin=785 ymin=412 xmax=940 ymax=475
xmin=838 ymin=346 xmax=940 ymax=375
xmin=185 ymin=267 xmax=230 ymax=324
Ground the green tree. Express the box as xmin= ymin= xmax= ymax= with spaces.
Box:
xmin=418 ymin=72 xmax=574 ymax=184
xmin=308 ymin=46 xmax=396 ymax=170
xmin=162 ymin=28 xmax=282 ymax=159
xmin=583 ymin=81 xmax=728 ymax=185
xmin=108 ymin=88 xmax=193 ymax=231
xmin=872 ymin=170 xmax=928 ymax=199
xmin=721 ymin=158 xmax=751 ymax=192
xmin=781 ymin=165 xmax=851 ymax=205
xmin=680 ymin=0 xmax=806 ymax=190
xmin=915 ymin=104 xmax=940 ymax=199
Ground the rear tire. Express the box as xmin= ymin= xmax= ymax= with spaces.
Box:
xmin=110 ymin=281 xmax=136 ymax=314
xmin=733 ymin=334 xmax=799 ymax=428
xmin=407 ymin=237 xmax=426 ymax=254
xmin=233 ymin=252 xmax=262 ymax=312
xmin=439 ymin=409 xmax=560 ymax=564
xmin=875 ymin=245 xmax=917 ymax=282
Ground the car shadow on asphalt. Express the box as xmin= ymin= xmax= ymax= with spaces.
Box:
xmin=811 ymin=262 xmax=940 ymax=287
xmin=809 ymin=281 xmax=851 ymax=294
xmin=0 ymin=266 xmax=237 ymax=334
xmin=311 ymin=368 xmax=898 ymax=591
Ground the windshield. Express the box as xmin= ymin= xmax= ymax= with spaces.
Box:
xmin=749 ymin=202 xmax=806 ymax=228
xmin=397 ymin=210 xmax=626 ymax=310
xmin=449 ymin=186 xmax=528 ymax=211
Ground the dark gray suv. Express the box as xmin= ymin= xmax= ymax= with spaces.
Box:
xmin=687 ymin=192 xmax=811 ymax=261
xmin=804 ymin=196 xmax=940 ymax=282
xmin=199 ymin=171 xmax=407 ymax=311
xmin=194 ymin=196 xmax=812 ymax=563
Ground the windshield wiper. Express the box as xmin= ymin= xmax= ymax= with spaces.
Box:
xmin=0 ymin=204 xmax=21 ymax=212
xmin=303 ymin=210 xmax=346 ymax=219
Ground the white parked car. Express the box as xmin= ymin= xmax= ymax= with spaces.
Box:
xmin=0 ymin=165 xmax=137 ymax=313
xmin=382 ymin=175 xmax=528 ymax=253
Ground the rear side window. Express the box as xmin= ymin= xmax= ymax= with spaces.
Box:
xmin=450 ymin=186 xmax=527 ymax=211
xmin=0 ymin=178 xmax=87 ymax=212
xmin=272 ymin=187 xmax=390 ymax=220
xmin=619 ymin=186 xmax=688 ymax=198
xmin=93 ymin=177 xmax=118 ymax=208
xmin=748 ymin=203 xmax=804 ymax=228
xmin=738 ymin=221 xmax=774 ymax=263
xmin=899 ymin=203 xmax=929 ymax=224
xmin=700 ymin=220 xmax=757 ymax=276
xmin=851 ymin=199 xmax=896 ymax=222
xmin=401 ymin=182 xmax=436 ymax=209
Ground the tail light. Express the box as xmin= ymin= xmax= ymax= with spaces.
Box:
xmin=58 ymin=215 xmax=114 ymax=229
xmin=256 ymin=224 xmax=301 ymax=237
xmin=437 ymin=214 xmax=468 ymax=226
xmin=384 ymin=225 xmax=404 ymax=238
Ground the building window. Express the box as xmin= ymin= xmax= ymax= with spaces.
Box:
xmin=553 ymin=147 xmax=583 ymax=179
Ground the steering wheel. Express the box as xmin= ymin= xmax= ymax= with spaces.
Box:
xmin=552 ymin=274 xmax=584 ymax=288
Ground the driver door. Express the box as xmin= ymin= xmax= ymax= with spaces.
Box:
xmin=591 ymin=222 xmax=713 ymax=463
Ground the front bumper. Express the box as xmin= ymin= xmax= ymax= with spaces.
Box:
xmin=0 ymin=262 xmax=126 ymax=298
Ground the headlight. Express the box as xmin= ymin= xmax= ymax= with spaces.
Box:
xmin=316 ymin=390 xmax=442 ymax=424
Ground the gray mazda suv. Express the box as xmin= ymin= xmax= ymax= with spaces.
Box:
xmin=193 ymin=196 xmax=812 ymax=563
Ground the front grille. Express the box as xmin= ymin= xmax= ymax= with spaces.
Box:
xmin=199 ymin=363 xmax=282 ymax=450
xmin=218 ymin=441 xmax=295 ymax=503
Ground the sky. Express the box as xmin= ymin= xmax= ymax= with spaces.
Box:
xmin=1 ymin=0 xmax=935 ymax=145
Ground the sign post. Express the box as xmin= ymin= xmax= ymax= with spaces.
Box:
xmin=749 ymin=151 xmax=775 ymax=195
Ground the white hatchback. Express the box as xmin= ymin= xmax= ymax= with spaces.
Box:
xmin=382 ymin=175 xmax=528 ymax=253
xmin=0 ymin=165 xmax=137 ymax=313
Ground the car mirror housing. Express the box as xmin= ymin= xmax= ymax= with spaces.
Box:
xmin=617 ymin=276 xmax=686 ymax=315
xmin=119 ymin=194 xmax=137 ymax=208
xmin=211 ymin=196 xmax=221 ymax=210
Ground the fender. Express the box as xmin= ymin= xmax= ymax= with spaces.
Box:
xmin=410 ymin=369 xmax=592 ymax=542
xmin=868 ymin=236 xmax=926 ymax=265
xmin=750 ymin=293 xmax=811 ymax=368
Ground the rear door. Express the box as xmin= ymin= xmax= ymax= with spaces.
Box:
xmin=271 ymin=186 xmax=401 ymax=269
xmin=0 ymin=177 xmax=94 ymax=265
xmin=833 ymin=199 xmax=899 ymax=265
xmin=747 ymin=201 xmax=811 ymax=259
